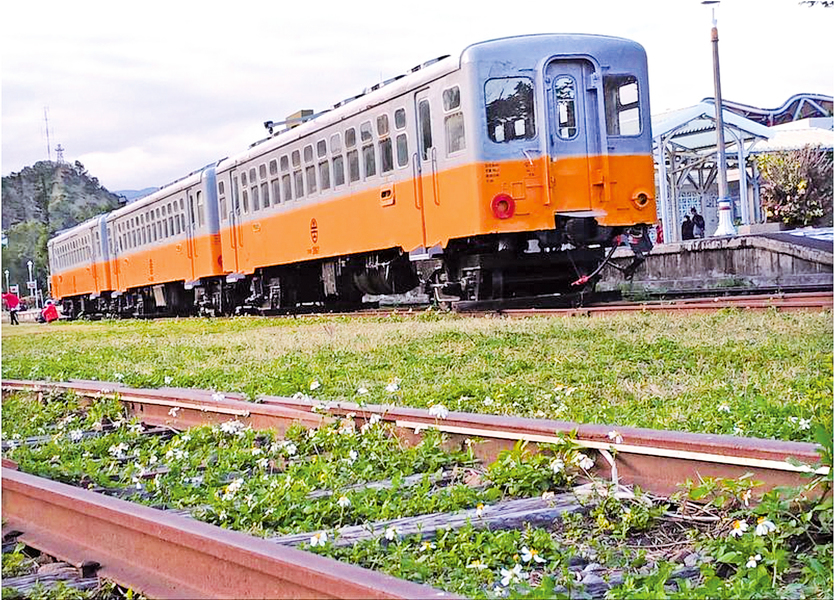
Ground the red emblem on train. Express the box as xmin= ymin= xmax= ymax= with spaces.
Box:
xmin=310 ymin=219 xmax=318 ymax=243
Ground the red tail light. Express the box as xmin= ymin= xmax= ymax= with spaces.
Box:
xmin=491 ymin=193 xmax=515 ymax=219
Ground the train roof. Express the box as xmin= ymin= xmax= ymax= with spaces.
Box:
xmin=106 ymin=167 xmax=208 ymax=222
xmin=48 ymin=215 xmax=105 ymax=246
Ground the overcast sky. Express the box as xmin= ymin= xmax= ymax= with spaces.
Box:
xmin=2 ymin=0 xmax=832 ymax=192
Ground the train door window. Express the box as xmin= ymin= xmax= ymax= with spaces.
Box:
xmin=418 ymin=99 xmax=433 ymax=160
xmin=360 ymin=120 xmax=376 ymax=178
xmin=306 ymin=164 xmax=317 ymax=194
xmin=269 ymin=159 xmax=278 ymax=177
xmin=317 ymin=140 xmax=327 ymax=159
xmin=555 ymin=76 xmax=578 ymax=139
xmin=233 ymin=176 xmax=241 ymax=215
xmin=261 ymin=182 xmax=270 ymax=208
xmin=443 ymin=86 xmax=465 ymax=155
xmin=396 ymin=134 xmax=408 ymax=167
xmin=168 ymin=204 xmax=175 ymax=236
xmin=189 ymin=194 xmax=196 ymax=227
xmin=485 ymin=77 xmax=536 ymax=142
xmin=197 ymin=191 xmax=205 ymax=227
xmin=94 ymin=231 xmax=100 ymax=257
xmin=319 ymin=160 xmax=331 ymax=190
xmin=394 ymin=108 xmax=406 ymax=130
xmin=242 ymin=188 xmax=250 ymax=214
xmin=218 ymin=181 xmax=227 ymax=222
xmin=603 ymin=74 xmax=641 ymax=136
xmin=378 ymin=114 xmax=393 ymax=173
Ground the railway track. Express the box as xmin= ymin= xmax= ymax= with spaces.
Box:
xmin=2 ymin=380 xmax=828 ymax=599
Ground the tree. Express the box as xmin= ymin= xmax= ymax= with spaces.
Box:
xmin=756 ymin=145 xmax=833 ymax=227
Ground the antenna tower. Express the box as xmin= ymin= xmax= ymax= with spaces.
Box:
xmin=43 ymin=107 xmax=52 ymax=161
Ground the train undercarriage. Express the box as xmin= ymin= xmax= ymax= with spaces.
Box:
xmin=59 ymin=219 xmax=651 ymax=319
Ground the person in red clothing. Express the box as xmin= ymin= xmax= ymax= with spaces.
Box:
xmin=41 ymin=300 xmax=59 ymax=323
xmin=2 ymin=292 xmax=20 ymax=325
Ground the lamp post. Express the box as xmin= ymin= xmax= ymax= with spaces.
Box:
xmin=4 ymin=270 xmax=8 ymax=293
xmin=703 ymin=0 xmax=736 ymax=236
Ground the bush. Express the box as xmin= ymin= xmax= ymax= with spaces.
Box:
xmin=756 ymin=145 xmax=833 ymax=227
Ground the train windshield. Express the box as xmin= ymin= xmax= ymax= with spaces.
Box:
xmin=603 ymin=75 xmax=641 ymax=136
xmin=485 ymin=77 xmax=536 ymax=143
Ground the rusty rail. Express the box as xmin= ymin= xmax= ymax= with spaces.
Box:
xmin=1 ymin=467 xmax=458 ymax=599
xmin=3 ymin=379 xmax=824 ymax=496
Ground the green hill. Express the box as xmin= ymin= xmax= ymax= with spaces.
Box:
xmin=2 ymin=160 xmax=122 ymax=295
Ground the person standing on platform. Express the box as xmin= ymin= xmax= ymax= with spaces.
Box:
xmin=681 ymin=215 xmax=694 ymax=240
xmin=691 ymin=207 xmax=705 ymax=238
xmin=2 ymin=291 xmax=21 ymax=325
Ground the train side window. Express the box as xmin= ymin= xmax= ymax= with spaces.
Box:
xmin=330 ymin=133 xmax=342 ymax=153
xmin=249 ymin=167 xmax=257 ymax=183
xmin=294 ymin=168 xmax=304 ymax=198
xmin=378 ymin=114 xmax=393 ymax=173
xmin=442 ymin=86 xmax=460 ymax=111
xmin=306 ymin=164 xmax=317 ymax=194
xmin=271 ymin=178 xmax=281 ymax=205
xmin=319 ymin=160 xmax=331 ymax=190
xmin=175 ymin=211 xmax=182 ymax=235
xmin=283 ymin=173 xmax=293 ymax=201
xmin=304 ymin=145 xmax=314 ymax=164
xmin=396 ymin=133 xmax=408 ymax=167
xmin=259 ymin=164 xmax=267 ymax=180
xmin=394 ymin=108 xmax=406 ymax=130
xmin=269 ymin=159 xmax=278 ymax=176
xmin=345 ymin=128 xmax=356 ymax=149
xmin=555 ymin=76 xmax=578 ymax=139
xmin=292 ymin=150 xmax=301 ymax=168
xmin=604 ymin=74 xmax=641 ymax=136
xmin=251 ymin=184 xmax=260 ymax=211
xmin=218 ymin=181 xmax=227 ymax=222
xmin=317 ymin=140 xmax=327 ymax=158
xmin=241 ymin=171 xmax=248 ymax=187
xmin=418 ymin=99 xmax=433 ymax=160
xmin=361 ymin=120 xmax=375 ymax=178
xmin=261 ymin=182 xmax=270 ymax=208
xmin=443 ymin=85 xmax=465 ymax=155
xmin=485 ymin=77 xmax=536 ymax=143
xmin=280 ymin=155 xmax=290 ymax=172
xmin=347 ymin=149 xmax=360 ymax=182
xmin=333 ymin=155 xmax=345 ymax=186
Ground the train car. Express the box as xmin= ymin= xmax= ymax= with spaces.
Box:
xmin=97 ymin=166 xmax=224 ymax=318
xmin=213 ymin=33 xmax=656 ymax=311
xmin=48 ymin=215 xmax=112 ymax=316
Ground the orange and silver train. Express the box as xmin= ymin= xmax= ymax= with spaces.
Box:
xmin=48 ymin=33 xmax=656 ymax=318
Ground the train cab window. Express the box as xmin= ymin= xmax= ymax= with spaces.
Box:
xmin=555 ymin=76 xmax=578 ymax=139
xmin=485 ymin=76 xmax=536 ymax=143
xmin=603 ymin=74 xmax=641 ymax=136
xmin=269 ymin=159 xmax=278 ymax=176
xmin=394 ymin=108 xmax=406 ymax=130
xmin=317 ymin=140 xmax=327 ymax=158
xmin=396 ymin=134 xmax=409 ymax=167
xmin=304 ymin=145 xmax=314 ymax=164
xmin=443 ymin=86 xmax=465 ymax=155
xmin=360 ymin=121 xmax=376 ymax=177
xmin=418 ymin=100 xmax=433 ymax=160
xmin=218 ymin=182 xmax=227 ymax=222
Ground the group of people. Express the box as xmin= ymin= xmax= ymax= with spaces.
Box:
xmin=681 ymin=207 xmax=706 ymax=240
xmin=2 ymin=291 xmax=59 ymax=325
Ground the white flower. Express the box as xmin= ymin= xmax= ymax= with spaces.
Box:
xmin=385 ymin=381 xmax=399 ymax=393
xmin=729 ymin=519 xmax=749 ymax=537
xmin=741 ymin=489 xmax=752 ymax=506
xmin=310 ymin=380 xmax=321 ymax=391
xmin=337 ymin=495 xmax=351 ymax=508
xmin=219 ymin=420 xmax=247 ymax=436
xmin=165 ymin=447 xmax=187 ymax=461
xmin=733 ymin=425 xmax=744 ymax=436
xmin=483 ymin=396 xmax=494 ymax=406
xmin=419 ymin=541 xmax=436 ymax=552
xmin=541 ymin=491 xmax=556 ymax=501
xmin=168 ymin=407 xmax=180 ymax=417
xmin=475 ymin=503 xmax=485 ymax=518
xmin=550 ymin=458 xmax=565 ymax=474
xmin=129 ymin=423 xmax=144 ymax=433
xmin=755 ymin=517 xmax=777 ymax=536
xmin=466 ymin=560 xmax=488 ymax=570
xmin=256 ymin=457 xmax=269 ymax=469
xmin=164 ymin=376 xmax=173 ymax=385
xmin=218 ymin=509 xmax=227 ymax=520
xmin=50 ymin=454 xmax=60 ymax=463
xmin=310 ymin=531 xmax=328 ymax=547
xmin=114 ymin=373 xmax=124 ymax=381
xmin=384 ymin=526 xmax=401 ymax=541
xmin=573 ymin=453 xmax=595 ymax=470
xmin=346 ymin=449 xmax=358 ymax=464
xmin=69 ymin=429 xmax=84 ymax=442
xmin=745 ymin=553 xmax=762 ymax=569
xmin=608 ymin=430 xmax=623 ymax=445
xmin=520 ymin=546 xmax=547 ymax=564
xmin=251 ymin=447 xmax=263 ymax=456
xmin=108 ymin=443 xmax=129 ymax=459
xmin=211 ymin=392 xmax=226 ymax=402
xmin=428 ymin=404 xmax=449 ymax=419
xmin=357 ymin=387 xmax=369 ymax=395
xmin=718 ymin=403 xmax=731 ymax=413
xmin=500 ymin=564 xmax=528 ymax=587
xmin=798 ymin=418 xmax=811 ymax=430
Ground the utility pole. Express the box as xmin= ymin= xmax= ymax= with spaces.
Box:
xmin=44 ymin=107 xmax=52 ymax=162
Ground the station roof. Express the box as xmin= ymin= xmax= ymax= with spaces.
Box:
xmin=748 ymin=119 xmax=834 ymax=154
xmin=652 ymin=102 xmax=771 ymax=151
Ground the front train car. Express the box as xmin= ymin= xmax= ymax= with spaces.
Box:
xmin=432 ymin=33 xmax=657 ymax=300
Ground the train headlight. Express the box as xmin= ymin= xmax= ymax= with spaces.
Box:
xmin=491 ymin=193 xmax=515 ymax=219
xmin=631 ymin=190 xmax=652 ymax=209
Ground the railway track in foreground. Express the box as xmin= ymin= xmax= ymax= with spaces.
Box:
xmin=2 ymin=380 xmax=828 ymax=599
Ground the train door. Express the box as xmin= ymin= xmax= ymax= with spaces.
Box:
xmin=544 ymin=58 xmax=601 ymax=211
xmin=221 ymin=170 xmax=242 ymax=274
xmin=412 ymin=88 xmax=436 ymax=248
xmin=185 ymin=187 xmax=197 ymax=282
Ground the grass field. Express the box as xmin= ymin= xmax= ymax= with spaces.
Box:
xmin=1 ymin=309 xmax=831 ymax=442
